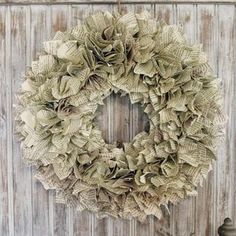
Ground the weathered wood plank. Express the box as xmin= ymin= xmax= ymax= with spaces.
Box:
xmin=10 ymin=5 xmax=33 ymax=236
xmin=92 ymin=4 xmax=116 ymax=236
xmin=95 ymin=44 xmax=133 ymax=236
xmin=52 ymin=5 xmax=69 ymax=33
xmin=216 ymin=4 xmax=235 ymax=230
xmin=91 ymin=5 xmax=123 ymax=236
xmin=95 ymin=93 xmax=110 ymax=236
xmin=233 ymin=6 xmax=236 ymax=227
xmin=176 ymin=4 xmax=196 ymax=43
xmin=0 ymin=6 xmax=9 ymax=236
xmin=5 ymin=6 xmax=14 ymax=236
xmin=155 ymin=4 xmax=175 ymax=24
xmin=110 ymin=4 xmax=136 ymax=236
xmin=131 ymin=4 xmax=156 ymax=236
xmin=171 ymin=4 xmax=197 ymax=236
xmin=195 ymin=5 xmax=218 ymax=236
xmin=1 ymin=0 xmax=236 ymax=4
xmin=154 ymin=5 xmax=175 ymax=236
xmin=70 ymin=5 xmax=95 ymax=236
xmin=50 ymin=5 xmax=71 ymax=236
xmin=29 ymin=5 xmax=51 ymax=236
xmin=110 ymin=93 xmax=132 ymax=236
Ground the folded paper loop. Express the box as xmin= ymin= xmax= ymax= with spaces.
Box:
xmin=16 ymin=11 xmax=225 ymax=221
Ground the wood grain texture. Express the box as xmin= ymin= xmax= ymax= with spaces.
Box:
xmin=5 ymin=6 xmax=14 ymax=236
xmin=195 ymin=5 xmax=218 ymax=236
xmin=10 ymin=6 xmax=33 ymax=236
xmin=1 ymin=0 xmax=236 ymax=4
xmin=0 ymin=2 xmax=235 ymax=236
xmin=71 ymin=5 xmax=103 ymax=236
xmin=51 ymin=5 xmax=71 ymax=236
xmin=0 ymin=6 xmax=9 ymax=236
xmin=131 ymin=3 xmax=156 ymax=236
xmin=217 ymin=4 xmax=235 ymax=229
xmin=30 ymin=5 xmax=51 ymax=236
xmin=154 ymin=5 xmax=175 ymax=236
xmin=170 ymin=5 xmax=196 ymax=236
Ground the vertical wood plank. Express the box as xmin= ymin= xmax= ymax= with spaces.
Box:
xmin=92 ymin=4 xmax=114 ymax=236
xmin=156 ymin=5 xmax=177 ymax=236
xmin=91 ymin=5 xmax=117 ymax=236
xmin=216 ymin=4 xmax=235 ymax=230
xmin=171 ymin=4 xmax=197 ymax=236
xmin=71 ymin=5 xmax=94 ymax=236
xmin=51 ymin=5 xmax=71 ymax=236
xmin=195 ymin=5 xmax=218 ymax=236
xmin=131 ymin=4 xmax=156 ymax=236
xmin=155 ymin=4 xmax=175 ymax=24
xmin=111 ymin=3 xmax=134 ymax=236
xmin=154 ymin=5 xmax=175 ymax=236
xmin=233 ymin=5 xmax=236 ymax=227
xmin=95 ymin=84 xmax=145 ymax=236
xmin=6 ymin=6 xmax=14 ymax=236
xmin=52 ymin=5 xmax=68 ymax=33
xmin=10 ymin=5 xmax=33 ymax=236
xmin=197 ymin=5 xmax=217 ymax=69
xmin=176 ymin=4 xmax=196 ymax=44
xmin=103 ymin=4 xmax=133 ymax=236
xmin=110 ymin=93 xmax=132 ymax=236
xmin=94 ymin=98 xmax=109 ymax=236
xmin=123 ymin=5 xmax=142 ymax=236
xmin=30 ymin=5 xmax=51 ymax=236
xmin=0 ymin=6 xmax=9 ymax=236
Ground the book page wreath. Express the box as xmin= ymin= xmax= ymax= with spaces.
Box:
xmin=16 ymin=11 xmax=225 ymax=221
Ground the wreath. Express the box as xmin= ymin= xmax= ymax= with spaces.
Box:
xmin=17 ymin=11 xmax=224 ymax=221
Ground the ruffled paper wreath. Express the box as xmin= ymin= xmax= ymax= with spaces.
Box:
xmin=17 ymin=11 xmax=224 ymax=221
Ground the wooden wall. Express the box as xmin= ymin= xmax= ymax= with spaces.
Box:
xmin=0 ymin=1 xmax=235 ymax=235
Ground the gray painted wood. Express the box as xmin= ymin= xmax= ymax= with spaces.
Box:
xmin=195 ymin=4 xmax=218 ymax=236
xmin=10 ymin=6 xmax=33 ymax=236
xmin=51 ymin=5 xmax=71 ymax=236
xmin=30 ymin=6 xmax=50 ymax=236
xmin=0 ymin=6 xmax=9 ymax=236
xmin=1 ymin=0 xmax=236 ymax=4
xmin=217 ymin=4 xmax=235 ymax=229
xmin=0 ymin=2 xmax=235 ymax=236
xmin=172 ymin=5 xmax=196 ymax=236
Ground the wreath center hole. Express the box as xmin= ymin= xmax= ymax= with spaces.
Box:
xmin=96 ymin=92 xmax=149 ymax=145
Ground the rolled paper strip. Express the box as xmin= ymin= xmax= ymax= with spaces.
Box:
xmin=16 ymin=11 xmax=225 ymax=221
